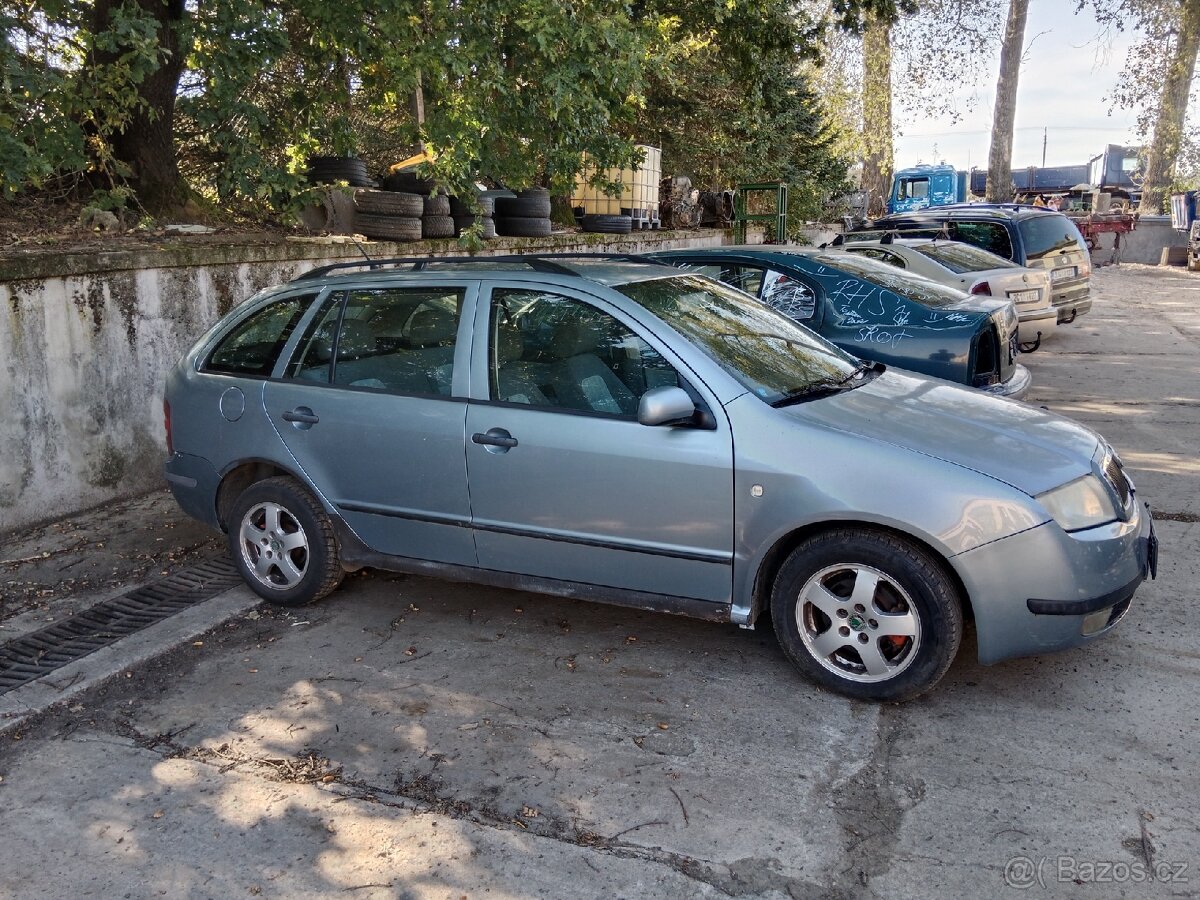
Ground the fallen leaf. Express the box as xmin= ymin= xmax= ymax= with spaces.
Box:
xmin=522 ymin=805 xmax=539 ymax=818
xmin=404 ymin=647 xmax=417 ymax=656
xmin=657 ymin=722 xmax=669 ymax=730
xmin=151 ymin=810 xmax=164 ymax=819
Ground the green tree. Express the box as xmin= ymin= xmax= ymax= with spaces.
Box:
xmin=1087 ymin=0 xmax=1200 ymax=213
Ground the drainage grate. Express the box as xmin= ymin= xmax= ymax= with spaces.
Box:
xmin=0 ymin=557 xmax=243 ymax=694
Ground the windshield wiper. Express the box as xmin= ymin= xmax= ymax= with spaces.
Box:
xmin=770 ymin=362 xmax=880 ymax=408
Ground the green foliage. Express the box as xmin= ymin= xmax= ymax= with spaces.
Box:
xmin=636 ymin=0 xmax=851 ymax=221
xmin=0 ymin=1 xmax=168 ymax=198
xmin=1 ymin=0 xmax=874 ymax=223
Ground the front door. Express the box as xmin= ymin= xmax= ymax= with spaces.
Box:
xmin=264 ymin=283 xmax=477 ymax=565
xmin=463 ymin=282 xmax=734 ymax=603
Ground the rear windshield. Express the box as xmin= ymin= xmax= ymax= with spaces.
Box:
xmin=912 ymin=241 xmax=1017 ymax=274
xmin=1018 ymin=214 xmax=1087 ymax=261
xmin=812 ymin=252 xmax=968 ymax=308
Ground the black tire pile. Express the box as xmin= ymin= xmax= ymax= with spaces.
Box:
xmin=449 ymin=195 xmax=497 ymax=239
xmin=495 ymin=189 xmax=552 ymax=238
xmin=307 ymin=156 xmax=375 ymax=188
xmin=352 ymin=189 xmax=423 ymax=241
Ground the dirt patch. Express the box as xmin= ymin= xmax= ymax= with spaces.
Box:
xmin=0 ymin=489 xmax=222 ymax=622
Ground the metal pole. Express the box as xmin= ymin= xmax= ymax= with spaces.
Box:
xmin=1042 ymin=127 xmax=1047 ymax=169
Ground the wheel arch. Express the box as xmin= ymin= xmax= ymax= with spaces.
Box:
xmin=748 ymin=519 xmax=974 ymax=628
xmin=215 ymin=458 xmax=316 ymax=532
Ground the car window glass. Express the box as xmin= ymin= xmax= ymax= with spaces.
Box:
xmin=912 ymin=241 xmax=1017 ymax=273
xmin=848 ymin=247 xmax=906 ymax=269
xmin=206 ymin=294 xmax=313 ymax=377
xmin=1018 ymin=215 xmax=1088 ymax=261
xmin=285 ymin=293 xmax=343 ymax=383
xmin=617 ymin=275 xmax=859 ymax=404
xmin=813 ymin=252 xmax=967 ymax=308
xmin=897 ymin=178 xmax=929 ymax=200
xmin=681 ymin=263 xmax=762 ymax=296
xmin=489 ymin=288 xmax=679 ymax=417
xmin=947 ymin=221 xmax=1014 ymax=259
xmin=325 ymin=287 xmax=464 ymax=395
xmin=760 ymin=269 xmax=817 ymax=320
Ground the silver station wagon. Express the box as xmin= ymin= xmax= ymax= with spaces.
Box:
xmin=164 ymin=255 xmax=1157 ymax=700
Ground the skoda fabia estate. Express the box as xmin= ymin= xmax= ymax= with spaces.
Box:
xmin=165 ymin=255 xmax=1157 ymax=700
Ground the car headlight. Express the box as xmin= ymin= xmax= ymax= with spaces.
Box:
xmin=1036 ymin=475 xmax=1119 ymax=532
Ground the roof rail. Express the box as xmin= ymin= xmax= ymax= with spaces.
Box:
xmin=291 ymin=252 xmax=664 ymax=283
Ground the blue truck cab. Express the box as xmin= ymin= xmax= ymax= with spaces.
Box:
xmin=888 ymin=164 xmax=966 ymax=214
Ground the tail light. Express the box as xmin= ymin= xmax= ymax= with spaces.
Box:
xmin=164 ymin=398 xmax=174 ymax=455
xmin=970 ymin=281 xmax=992 ymax=295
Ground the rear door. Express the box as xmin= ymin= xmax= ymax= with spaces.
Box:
xmin=462 ymin=280 xmax=734 ymax=604
xmin=263 ymin=281 xmax=478 ymax=565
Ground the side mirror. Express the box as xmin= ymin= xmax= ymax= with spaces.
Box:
xmin=637 ymin=386 xmax=696 ymax=427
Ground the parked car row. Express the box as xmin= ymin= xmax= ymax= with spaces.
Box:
xmin=165 ymin=250 xmax=1156 ymax=702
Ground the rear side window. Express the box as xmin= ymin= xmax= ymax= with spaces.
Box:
xmin=947 ymin=222 xmax=1014 ymax=260
xmin=1018 ymin=215 xmax=1088 ymax=261
xmin=333 ymin=287 xmax=464 ymax=395
xmin=205 ymin=294 xmax=312 ymax=377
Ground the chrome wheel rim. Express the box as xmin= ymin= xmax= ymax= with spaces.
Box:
xmin=795 ymin=563 xmax=922 ymax=683
xmin=238 ymin=502 xmax=309 ymax=590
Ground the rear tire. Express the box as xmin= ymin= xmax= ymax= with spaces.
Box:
xmin=770 ymin=529 xmax=963 ymax=702
xmin=228 ymin=477 xmax=343 ymax=607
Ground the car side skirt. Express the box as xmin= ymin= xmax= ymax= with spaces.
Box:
xmin=333 ymin=520 xmax=733 ymax=623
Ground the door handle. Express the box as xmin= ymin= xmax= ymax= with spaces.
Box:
xmin=472 ymin=428 xmax=518 ymax=450
xmin=282 ymin=406 xmax=319 ymax=425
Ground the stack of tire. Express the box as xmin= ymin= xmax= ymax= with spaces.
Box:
xmin=352 ymin=189 xmax=422 ymax=241
xmin=421 ymin=192 xmax=455 ymax=239
xmin=307 ymin=156 xmax=375 ymax=188
xmin=449 ymin=195 xmax=496 ymax=239
xmin=495 ymin=188 xmax=552 ymax=238
xmin=580 ymin=213 xmax=633 ymax=235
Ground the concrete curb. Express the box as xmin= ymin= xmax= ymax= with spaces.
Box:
xmin=0 ymin=584 xmax=259 ymax=734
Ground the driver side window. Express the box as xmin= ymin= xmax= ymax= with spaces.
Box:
xmin=489 ymin=289 xmax=679 ymax=417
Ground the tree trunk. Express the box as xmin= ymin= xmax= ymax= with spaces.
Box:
xmin=1138 ymin=0 xmax=1200 ymax=214
xmin=860 ymin=17 xmax=893 ymax=219
xmin=985 ymin=0 xmax=1029 ymax=203
xmin=89 ymin=0 xmax=189 ymax=216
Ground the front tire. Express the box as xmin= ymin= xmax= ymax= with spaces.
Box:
xmin=228 ymin=477 xmax=344 ymax=606
xmin=770 ymin=529 xmax=963 ymax=702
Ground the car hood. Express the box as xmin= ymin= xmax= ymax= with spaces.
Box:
xmin=785 ymin=369 xmax=1100 ymax=496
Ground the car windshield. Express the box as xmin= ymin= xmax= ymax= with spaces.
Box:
xmin=1019 ymin=214 xmax=1087 ymax=261
xmin=616 ymin=274 xmax=862 ymax=404
xmin=811 ymin=252 xmax=968 ymax=308
xmin=911 ymin=241 xmax=1018 ymax=274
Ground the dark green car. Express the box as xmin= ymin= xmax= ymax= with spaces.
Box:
xmin=646 ymin=246 xmax=1030 ymax=398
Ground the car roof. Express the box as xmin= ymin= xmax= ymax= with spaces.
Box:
xmin=873 ymin=204 xmax=1062 ymax=223
xmin=288 ymin=254 xmax=677 ymax=289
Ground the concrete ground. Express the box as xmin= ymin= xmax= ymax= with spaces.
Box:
xmin=0 ymin=264 xmax=1197 ymax=899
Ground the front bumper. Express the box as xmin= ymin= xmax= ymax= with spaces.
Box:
xmin=952 ymin=500 xmax=1156 ymax=665
xmin=981 ymin=363 xmax=1032 ymax=401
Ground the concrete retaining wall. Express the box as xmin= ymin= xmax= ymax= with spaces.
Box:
xmin=0 ymin=230 xmax=724 ymax=533
xmin=1089 ymin=214 xmax=1188 ymax=265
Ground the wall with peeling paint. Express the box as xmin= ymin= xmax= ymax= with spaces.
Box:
xmin=0 ymin=231 xmax=726 ymax=533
